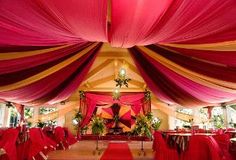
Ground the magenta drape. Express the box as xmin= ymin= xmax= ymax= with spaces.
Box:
xmin=110 ymin=0 xmax=236 ymax=47
xmin=0 ymin=43 xmax=89 ymax=74
xmin=0 ymin=43 xmax=102 ymax=105
xmin=129 ymin=47 xmax=236 ymax=107
xmin=79 ymin=92 xmax=147 ymax=128
xmin=0 ymin=0 xmax=107 ymax=46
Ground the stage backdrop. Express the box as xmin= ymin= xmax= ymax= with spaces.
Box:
xmin=79 ymin=92 xmax=151 ymax=132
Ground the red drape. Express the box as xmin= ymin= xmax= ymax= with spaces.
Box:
xmin=79 ymin=92 xmax=148 ymax=128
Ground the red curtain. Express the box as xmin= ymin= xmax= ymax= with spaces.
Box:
xmin=79 ymin=92 xmax=149 ymax=128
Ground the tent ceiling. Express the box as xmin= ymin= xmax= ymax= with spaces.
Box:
xmin=69 ymin=43 xmax=146 ymax=101
xmin=0 ymin=1 xmax=236 ymax=108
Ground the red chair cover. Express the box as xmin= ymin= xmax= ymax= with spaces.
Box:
xmin=0 ymin=128 xmax=19 ymax=160
xmin=63 ymin=128 xmax=77 ymax=145
xmin=54 ymin=127 xmax=68 ymax=150
xmin=196 ymin=129 xmax=206 ymax=133
xmin=213 ymin=134 xmax=233 ymax=160
xmin=154 ymin=131 xmax=179 ymax=160
xmin=27 ymin=128 xmax=48 ymax=160
xmin=181 ymin=135 xmax=225 ymax=160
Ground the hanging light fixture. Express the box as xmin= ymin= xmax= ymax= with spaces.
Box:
xmin=114 ymin=68 xmax=131 ymax=88
xmin=112 ymin=88 xmax=120 ymax=100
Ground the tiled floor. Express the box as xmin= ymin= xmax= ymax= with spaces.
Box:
xmin=48 ymin=140 xmax=154 ymax=160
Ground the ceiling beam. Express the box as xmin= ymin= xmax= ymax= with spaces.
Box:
xmin=129 ymin=79 xmax=145 ymax=88
xmin=89 ymin=75 xmax=115 ymax=88
xmin=78 ymin=87 xmax=144 ymax=92
xmin=118 ymin=59 xmax=141 ymax=76
xmin=85 ymin=59 xmax=113 ymax=80
xmin=97 ymin=51 xmax=130 ymax=58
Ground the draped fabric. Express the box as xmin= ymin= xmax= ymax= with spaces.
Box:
xmin=0 ymin=0 xmax=107 ymax=46
xmin=0 ymin=43 xmax=102 ymax=105
xmin=0 ymin=0 xmax=236 ymax=107
xmin=109 ymin=0 xmax=236 ymax=48
xmin=79 ymin=92 xmax=148 ymax=128
xmin=129 ymin=46 xmax=236 ymax=107
xmin=101 ymin=104 xmax=134 ymax=132
xmin=0 ymin=128 xmax=19 ymax=160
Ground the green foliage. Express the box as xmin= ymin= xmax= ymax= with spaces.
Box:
xmin=39 ymin=107 xmax=56 ymax=114
xmin=24 ymin=108 xmax=33 ymax=119
xmin=91 ymin=115 xmax=105 ymax=136
xmin=113 ymin=114 xmax=119 ymax=124
xmin=132 ymin=114 xmax=152 ymax=138
xmin=37 ymin=120 xmax=57 ymax=128
xmin=212 ymin=115 xmax=224 ymax=129
xmin=74 ymin=110 xmax=83 ymax=123
xmin=146 ymin=112 xmax=153 ymax=121
xmin=80 ymin=125 xmax=88 ymax=135
xmin=144 ymin=89 xmax=151 ymax=102
xmin=132 ymin=113 xmax=162 ymax=138
xmin=37 ymin=121 xmax=45 ymax=128
xmin=152 ymin=118 xmax=162 ymax=131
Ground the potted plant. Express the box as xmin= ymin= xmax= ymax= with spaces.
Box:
xmin=132 ymin=114 xmax=152 ymax=138
xmin=91 ymin=115 xmax=105 ymax=155
xmin=91 ymin=115 xmax=105 ymax=136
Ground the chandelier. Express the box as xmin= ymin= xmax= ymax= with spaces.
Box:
xmin=114 ymin=68 xmax=131 ymax=88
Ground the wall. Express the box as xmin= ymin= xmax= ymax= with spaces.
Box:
xmin=152 ymin=108 xmax=169 ymax=131
xmin=64 ymin=110 xmax=78 ymax=135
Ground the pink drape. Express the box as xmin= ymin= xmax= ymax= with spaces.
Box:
xmin=129 ymin=47 xmax=236 ymax=107
xmin=0 ymin=0 xmax=107 ymax=46
xmin=110 ymin=0 xmax=236 ymax=47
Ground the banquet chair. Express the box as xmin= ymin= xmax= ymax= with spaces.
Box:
xmin=54 ymin=126 xmax=68 ymax=150
xmin=63 ymin=127 xmax=77 ymax=146
xmin=181 ymin=135 xmax=225 ymax=160
xmin=27 ymin=128 xmax=48 ymax=160
xmin=0 ymin=128 xmax=19 ymax=160
xmin=154 ymin=131 xmax=179 ymax=160
xmin=213 ymin=134 xmax=233 ymax=160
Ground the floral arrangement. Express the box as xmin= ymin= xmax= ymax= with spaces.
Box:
xmin=132 ymin=112 xmax=161 ymax=138
xmin=132 ymin=114 xmax=152 ymax=138
xmin=91 ymin=115 xmax=105 ymax=136
xmin=73 ymin=110 xmax=83 ymax=124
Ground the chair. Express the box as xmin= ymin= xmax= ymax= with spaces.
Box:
xmin=0 ymin=128 xmax=19 ymax=160
xmin=154 ymin=131 xmax=179 ymax=160
xmin=213 ymin=134 xmax=233 ymax=160
xmin=63 ymin=127 xmax=77 ymax=146
xmin=54 ymin=126 xmax=67 ymax=150
xmin=181 ymin=135 xmax=225 ymax=160
xmin=27 ymin=128 xmax=48 ymax=160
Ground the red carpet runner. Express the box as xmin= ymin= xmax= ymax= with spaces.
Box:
xmin=100 ymin=142 xmax=133 ymax=160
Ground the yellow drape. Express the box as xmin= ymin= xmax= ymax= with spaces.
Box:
xmin=0 ymin=45 xmax=71 ymax=60
xmin=161 ymin=40 xmax=236 ymax=51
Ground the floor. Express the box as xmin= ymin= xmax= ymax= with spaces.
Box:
xmin=48 ymin=140 xmax=155 ymax=160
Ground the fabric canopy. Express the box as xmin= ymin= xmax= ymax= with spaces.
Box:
xmin=0 ymin=0 xmax=236 ymax=107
